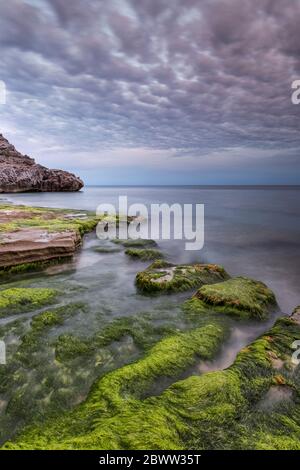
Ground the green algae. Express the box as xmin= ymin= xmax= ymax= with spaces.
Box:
xmin=2 ymin=322 xmax=226 ymax=449
xmin=192 ymin=276 xmax=277 ymax=319
xmin=0 ymin=204 xmax=101 ymax=236
xmin=0 ymin=288 xmax=57 ymax=318
xmin=5 ymin=312 xmax=300 ymax=451
xmin=125 ymin=248 xmax=162 ymax=261
xmin=54 ymin=316 xmax=181 ymax=363
xmin=55 ymin=335 xmax=94 ymax=362
xmin=91 ymin=246 xmax=121 ymax=254
xmin=112 ymin=239 xmax=158 ymax=248
xmin=0 ymin=258 xmax=73 ymax=278
xmin=136 ymin=262 xmax=229 ymax=294
xmin=15 ymin=303 xmax=86 ymax=363
xmin=0 ymin=302 xmax=89 ymax=438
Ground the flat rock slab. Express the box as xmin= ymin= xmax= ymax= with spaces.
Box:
xmin=0 ymin=205 xmax=96 ymax=270
xmin=0 ymin=228 xmax=81 ymax=268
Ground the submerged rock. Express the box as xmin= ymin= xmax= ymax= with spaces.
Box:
xmin=0 ymin=288 xmax=57 ymax=318
xmin=112 ymin=239 xmax=157 ymax=248
xmin=0 ymin=134 xmax=83 ymax=192
xmin=125 ymin=248 xmax=162 ymax=261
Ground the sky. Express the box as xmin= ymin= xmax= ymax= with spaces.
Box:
xmin=0 ymin=0 xmax=300 ymax=185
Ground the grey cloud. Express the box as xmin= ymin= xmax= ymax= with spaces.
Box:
xmin=0 ymin=0 xmax=299 ymax=183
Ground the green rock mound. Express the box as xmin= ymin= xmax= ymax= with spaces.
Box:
xmin=136 ymin=262 xmax=229 ymax=294
xmin=112 ymin=239 xmax=157 ymax=248
xmin=125 ymin=248 xmax=162 ymax=261
xmin=191 ymin=276 xmax=276 ymax=319
xmin=91 ymin=246 xmax=121 ymax=254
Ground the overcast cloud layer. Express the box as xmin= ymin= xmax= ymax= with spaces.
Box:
xmin=0 ymin=0 xmax=300 ymax=184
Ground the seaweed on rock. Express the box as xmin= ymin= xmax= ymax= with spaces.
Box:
xmin=0 ymin=288 xmax=57 ymax=318
xmin=112 ymin=239 xmax=158 ymax=248
xmin=125 ymin=248 xmax=162 ymax=261
xmin=136 ymin=262 xmax=229 ymax=294
xmin=4 ymin=314 xmax=300 ymax=450
xmin=2 ymin=322 xmax=226 ymax=449
xmin=191 ymin=276 xmax=277 ymax=319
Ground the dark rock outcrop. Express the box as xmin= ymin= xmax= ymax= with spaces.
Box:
xmin=0 ymin=134 xmax=83 ymax=192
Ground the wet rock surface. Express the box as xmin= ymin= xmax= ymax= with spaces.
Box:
xmin=0 ymin=204 xmax=98 ymax=271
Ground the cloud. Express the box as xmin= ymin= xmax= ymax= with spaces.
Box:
xmin=0 ymin=0 xmax=299 ymax=183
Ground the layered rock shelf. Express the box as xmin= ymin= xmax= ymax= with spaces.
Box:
xmin=0 ymin=204 xmax=99 ymax=273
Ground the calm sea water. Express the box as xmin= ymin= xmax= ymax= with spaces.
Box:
xmin=5 ymin=186 xmax=300 ymax=313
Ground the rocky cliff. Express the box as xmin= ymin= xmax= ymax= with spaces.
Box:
xmin=0 ymin=134 xmax=83 ymax=192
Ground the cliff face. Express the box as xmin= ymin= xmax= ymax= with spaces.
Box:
xmin=0 ymin=134 xmax=83 ymax=192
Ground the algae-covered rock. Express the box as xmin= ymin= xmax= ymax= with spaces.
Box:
xmin=191 ymin=276 xmax=276 ymax=319
xmin=2 ymin=321 xmax=226 ymax=449
xmin=15 ymin=303 xmax=85 ymax=364
xmin=0 ymin=288 xmax=57 ymax=318
xmin=3 ymin=310 xmax=300 ymax=450
xmin=112 ymin=239 xmax=157 ymax=248
xmin=91 ymin=246 xmax=121 ymax=254
xmin=55 ymin=334 xmax=94 ymax=362
xmin=136 ymin=262 xmax=229 ymax=294
xmin=125 ymin=248 xmax=162 ymax=261
xmin=53 ymin=316 xmax=181 ymax=363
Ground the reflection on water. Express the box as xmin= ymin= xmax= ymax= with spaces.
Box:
xmin=197 ymin=314 xmax=280 ymax=373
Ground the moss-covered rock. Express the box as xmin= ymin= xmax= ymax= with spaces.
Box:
xmin=54 ymin=316 xmax=180 ymax=363
xmin=112 ymin=239 xmax=157 ymax=248
xmin=7 ymin=314 xmax=300 ymax=450
xmin=136 ymin=262 xmax=229 ymax=294
xmin=55 ymin=335 xmax=94 ymax=362
xmin=2 ymin=322 xmax=227 ymax=449
xmin=91 ymin=246 xmax=121 ymax=254
xmin=0 ymin=258 xmax=73 ymax=278
xmin=0 ymin=288 xmax=57 ymax=318
xmin=191 ymin=276 xmax=276 ymax=319
xmin=15 ymin=303 xmax=85 ymax=363
xmin=125 ymin=248 xmax=162 ymax=261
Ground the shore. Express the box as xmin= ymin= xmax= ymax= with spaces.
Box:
xmin=0 ymin=202 xmax=300 ymax=450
